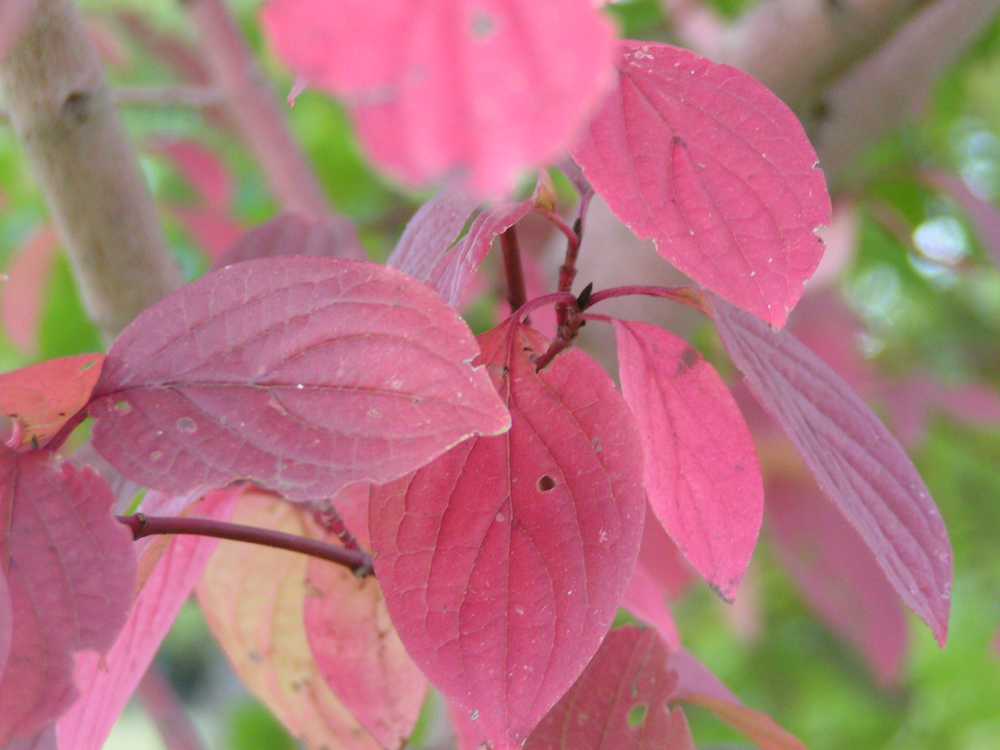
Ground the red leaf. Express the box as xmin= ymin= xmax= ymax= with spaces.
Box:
xmin=669 ymin=649 xmax=804 ymax=750
xmin=712 ymin=297 xmax=953 ymax=644
xmin=55 ymin=489 xmax=239 ymax=749
xmin=615 ymin=320 xmax=763 ymax=598
xmin=1 ymin=226 xmax=58 ymax=355
xmin=173 ymin=208 xmax=245 ymax=262
xmin=622 ymin=565 xmax=681 ymax=650
xmin=0 ymin=355 xmax=103 ymax=450
xmin=153 ymin=139 xmax=232 ymax=210
xmin=388 ymin=188 xmax=532 ymax=307
xmin=370 ymin=322 xmax=645 ymax=749
xmin=0 ymin=449 xmax=136 ymax=745
xmin=0 ymin=565 xmax=10 ymax=682
xmin=215 ymin=213 xmax=366 ymax=269
xmin=573 ymin=41 xmax=831 ymax=327
xmin=261 ymin=0 xmax=617 ymax=196
xmin=525 ymin=627 xmax=694 ymax=750
xmin=304 ymin=547 xmax=427 ymax=748
xmin=89 ymin=257 xmax=510 ymax=502
xmin=768 ymin=479 xmax=908 ymax=685
xmin=197 ymin=491 xmax=381 ymax=748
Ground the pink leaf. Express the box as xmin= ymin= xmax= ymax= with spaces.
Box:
xmin=572 ymin=41 xmax=831 ymax=327
xmin=261 ymin=0 xmax=617 ymax=196
xmin=370 ymin=322 xmax=645 ymax=749
xmin=197 ymin=491 xmax=381 ymax=749
xmin=622 ymin=565 xmax=681 ymax=650
xmin=0 ymin=355 xmax=104 ymax=450
xmin=0 ymin=449 xmax=136 ymax=745
xmin=173 ymin=208 xmax=245 ymax=262
xmin=215 ymin=213 xmax=366 ymax=269
xmin=711 ymin=296 xmax=953 ymax=644
xmin=304 ymin=548 xmax=427 ymax=748
xmin=767 ymin=479 xmax=908 ymax=686
xmin=55 ymin=489 xmax=239 ymax=750
xmin=615 ymin=320 xmax=763 ymax=598
xmin=153 ymin=139 xmax=232 ymax=210
xmin=0 ymin=566 xmax=10 ymax=681
xmin=669 ymin=649 xmax=804 ymax=750
xmin=525 ymin=627 xmax=694 ymax=750
xmin=388 ymin=188 xmax=532 ymax=307
xmin=89 ymin=257 xmax=510 ymax=502
xmin=1 ymin=226 xmax=59 ymax=355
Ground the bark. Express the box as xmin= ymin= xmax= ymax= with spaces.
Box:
xmin=0 ymin=0 xmax=181 ymax=339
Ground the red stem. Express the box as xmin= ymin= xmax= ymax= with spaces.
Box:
xmin=118 ymin=513 xmax=373 ymax=576
xmin=500 ymin=226 xmax=528 ymax=313
xmin=312 ymin=502 xmax=362 ymax=553
xmin=586 ymin=285 xmax=710 ymax=316
xmin=512 ymin=292 xmax=578 ymax=324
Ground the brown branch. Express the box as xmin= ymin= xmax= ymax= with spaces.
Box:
xmin=500 ymin=227 xmax=528 ymax=313
xmin=118 ymin=513 xmax=374 ymax=576
xmin=0 ymin=85 xmax=224 ymax=122
xmin=0 ymin=0 xmax=182 ymax=339
xmin=184 ymin=0 xmax=333 ymax=219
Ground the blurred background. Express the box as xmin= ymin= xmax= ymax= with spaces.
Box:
xmin=2 ymin=0 xmax=999 ymax=748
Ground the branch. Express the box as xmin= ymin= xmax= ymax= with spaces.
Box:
xmin=0 ymin=0 xmax=182 ymax=339
xmin=500 ymin=227 xmax=528 ymax=313
xmin=118 ymin=513 xmax=374 ymax=576
xmin=184 ymin=0 xmax=333 ymax=219
xmin=0 ymin=85 xmax=223 ymax=122
xmin=137 ymin=667 xmax=205 ymax=750
xmin=714 ymin=0 xmax=936 ymax=110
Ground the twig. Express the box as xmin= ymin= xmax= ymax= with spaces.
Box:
xmin=312 ymin=501 xmax=363 ymax=553
xmin=586 ymin=285 xmax=710 ymax=316
xmin=500 ymin=226 xmax=528 ymax=313
xmin=118 ymin=513 xmax=374 ymax=576
xmin=138 ymin=667 xmax=205 ymax=750
xmin=0 ymin=0 xmax=182 ymax=338
xmin=184 ymin=0 xmax=332 ymax=218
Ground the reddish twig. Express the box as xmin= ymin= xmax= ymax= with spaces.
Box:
xmin=500 ymin=226 xmax=528 ymax=313
xmin=312 ymin=501 xmax=362 ymax=553
xmin=138 ymin=667 xmax=205 ymax=750
xmin=586 ymin=285 xmax=710 ymax=316
xmin=118 ymin=513 xmax=374 ymax=576
xmin=185 ymin=0 xmax=331 ymax=219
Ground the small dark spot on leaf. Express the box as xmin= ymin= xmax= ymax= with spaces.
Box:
xmin=676 ymin=347 xmax=699 ymax=375
xmin=537 ymin=475 xmax=556 ymax=492
xmin=627 ymin=703 xmax=649 ymax=728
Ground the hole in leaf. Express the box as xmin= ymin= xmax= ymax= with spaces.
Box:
xmin=471 ymin=11 xmax=496 ymax=38
xmin=114 ymin=400 xmax=132 ymax=414
xmin=537 ymin=475 xmax=556 ymax=492
xmin=176 ymin=417 xmax=197 ymax=433
xmin=627 ymin=703 xmax=648 ymax=729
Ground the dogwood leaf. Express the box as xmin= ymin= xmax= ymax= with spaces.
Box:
xmin=388 ymin=187 xmax=532 ymax=307
xmin=526 ymin=627 xmax=694 ymax=750
xmin=197 ymin=491 xmax=380 ymax=749
xmin=90 ymin=257 xmax=510 ymax=502
xmin=0 ymin=355 xmax=103 ymax=449
xmin=615 ymin=320 xmax=763 ymax=598
xmin=0 ymin=449 xmax=136 ymax=745
xmin=215 ymin=213 xmax=365 ymax=269
xmin=712 ymin=296 xmax=953 ymax=644
xmin=768 ymin=479 xmax=908 ymax=685
xmin=573 ymin=41 xmax=831 ymax=326
xmin=262 ymin=0 xmax=617 ymax=196
xmin=55 ymin=490 xmax=239 ymax=750
xmin=370 ymin=322 xmax=645 ymax=749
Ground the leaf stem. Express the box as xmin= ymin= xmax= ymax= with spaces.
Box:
xmin=118 ymin=513 xmax=374 ymax=576
xmin=586 ymin=285 xmax=710 ymax=316
xmin=500 ymin=226 xmax=528 ymax=313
